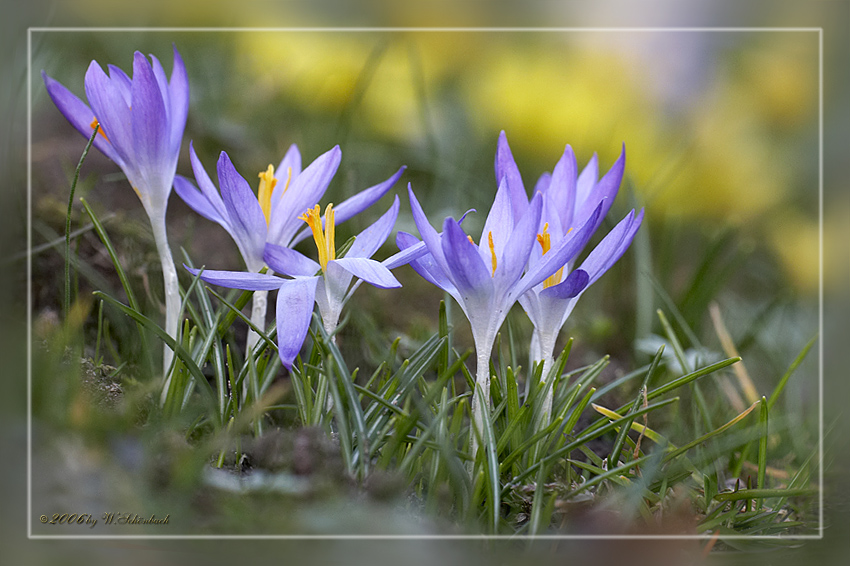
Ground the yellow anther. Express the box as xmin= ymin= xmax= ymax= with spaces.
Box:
xmin=299 ymin=203 xmax=336 ymax=272
xmin=467 ymin=235 xmax=475 ymax=245
xmin=257 ymin=164 xmax=277 ymax=225
xmin=537 ymin=223 xmax=565 ymax=289
xmin=536 ymin=222 xmax=551 ymax=255
xmin=281 ymin=166 xmax=292 ymax=195
xmin=488 ymin=231 xmax=497 ymax=276
xmin=89 ymin=118 xmax=109 ymax=142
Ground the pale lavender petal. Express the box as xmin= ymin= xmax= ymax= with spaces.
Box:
xmin=534 ymin=172 xmax=551 ymax=196
xmin=549 ymin=144 xmax=578 ymax=230
xmin=407 ymin=185 xmax=452 ymax=277
xmin=84 ymin=61 xmax=133 ymax=165
xmin=291 ymin=165 xmax=405 ymax=247
xmin=148 ymin=53 xmax=170 ymax=121
xmin=442 ymin=218 xmax=492 ymax=296
xmin=576 ymin=144 xmax=625 ymax=229
xmin=41 ymin=71 xmax=119 ymax=163
xmin=479 ymin=177 xmax=514 ymax=266
xmin=385 ymin=232 xmax=428 ymax=269
xmin=516 ymin=200 xmax=604 ymax=296
xmin=264 ymin=243 xmax=320 ymax=277
xmin=277 ymin=144 xmax=303 ymax=178
xmin=395 ymin=232 xmax=458 ymax=296
xmin=188 ymin=142 xmax=228 ymax=221
xmin=173 ymin=175 xmax=228 ymax=226
xmin=167 ymin=46 xmax=189 ymax=155
xmin=217 ymin=152 xmax=267 ymax=265
xmin=269 ymin=145 xmax=341 ymax=246
xmin=332 ymin=257 xmax=401 ymax=289
xmin=540 ymin=269 xmax=589 ymax=299
xmin=580 ymin=209 xmax=643 ymax=285
xmin=184 ymin=265 xmax=285 ymax=291
xmin=495 ymin=191 xmax=542 ymax=291
xmin=275 ymin=277 xmax=319 ymax=369
xmin=106 ymin=64 xmax=132 ymax=105
xmin=130 ymin=52 xmax=169 ymax=175
xmin=271 ymin=144 xmax=302 ymax=211
xmin=346 ymin=195 xmax=400 ymax=259
xmin=495 ymin=131 xmax=528 ymax=220
xmin=576 ymin=153 xmax=599 ymax=207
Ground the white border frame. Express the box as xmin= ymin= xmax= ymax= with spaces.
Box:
xmin=27 ymin=26 xmax=824 ymax=541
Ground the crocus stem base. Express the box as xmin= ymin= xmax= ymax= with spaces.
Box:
xmin=151 ymin=210 xmax=180 ymax=404
xmin=469 ymin=345 xmax=492 ymax=465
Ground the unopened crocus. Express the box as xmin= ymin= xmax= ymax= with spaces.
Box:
xmin=186 ymin=196 xmax=402 ymax=369
xmin=398 ymin=182 xmax=603 ymax=452
xmin=174 ymin=144 xmax=404 ymax=351
xmin=43 ymin=47 xmax=189 ymax=379
xmin=496 ymin=132 xmax=642 ymax=423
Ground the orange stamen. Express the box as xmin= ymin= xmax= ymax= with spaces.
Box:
xmin=488 ymin=232 xmax=497 ymax=276
xmin=89 ymin=118 xmax=109 ymax=142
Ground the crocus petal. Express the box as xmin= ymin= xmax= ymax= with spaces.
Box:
xmin=173 ymin=175 xmax=228 ymax=226
xmin=332 ymin=257 xmax=401 ymax=289
xmin=84 ymin=60 xmax=134 ymax=166
xmin=275 ymin=277 xmax=319 ymax=369
xmin=395 ymin=232 xmax=459 ymax=296
xmin=495 ymin=191 xmax=542 ymax=291
xmin=106 ymin=64 xmax=133 ymax=105
xmin=495 ymin=131 xmax=528 ymax=220
xmin=167 ymin=46 xmax=189 ymax=155
xmin=291 ymin=166 xmax=405 ymax=247
xmin=148 ymin=53 xmax=171 ymax=121
xmin=516 ymin=200 xmax=604 ymax=296
xmin=271 ymin=144 xmax=302 ymax=211
xmin=576 ymin=144 xmax=625 ymax=230
xmin=576 ymin=153 xmax=599 ymax=207
xmin=217 ymin=151 xmax=267 ymax=268
xmin=269 ymin=145 xmax=341 ymax=247
xmin=41 ymin=71 xmax=119 ymax=163
xmin=345 ymin=195 xmax=400 ymax=259
xmin=264 ymin=243 xmax=320 ymax=277
xmin=407 ymin=185 xmax=452 ymax=277
xmin=188 ymin=142 xmax=229 ymax=221
xmin=580 ymin=209 xmax=643 ymax=285
xmin=479 ymin=176 xmax=514 ymax=266
xmin=534 ymin=172 xmax=551 ymax=195
xmin=385 ymin=232 xmax=428 ymax=269
xmin=549 ymin=144 xmax=578 ymax=230
xmin=130 ymin=52 xmax=170 ymax=194
xmin=540 ymin=269 xmax=589 ymax=299
xmin=184 ymin=265 xmax=285 ymax=291
xmin=442 ymin=218 xmax=493 ymax=296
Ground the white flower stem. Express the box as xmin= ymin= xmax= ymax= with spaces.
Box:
xmin=246 ymin=290 xmax=268 ymax=352
xmin=469 ymin=344 xmax=493 ymax=463
xmin=244 ymin=289 xmax=268 ymax=400
xmin=536 ymin=331 xmax=558 ymax=430
xmin=149 ymin=209 xmax=180 ymax=403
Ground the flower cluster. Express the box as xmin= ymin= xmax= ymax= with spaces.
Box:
xmin=43 ymin=46 xmax=641 ymax=441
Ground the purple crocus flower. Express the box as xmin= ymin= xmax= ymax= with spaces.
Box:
xmin=174 ymin=144 xmax=404 ymax=355
xmin=174 ymin=143 xmax=405 ymax=273
xmin=496 ymin=132 xmax=643 ymax=422
xmin=186 ymin=196 xmax=401 ymax=369
xmin=42 ymin=47 xmax=189 ymax=380
xmin=397 ymin=182 xmax=604 ymax=446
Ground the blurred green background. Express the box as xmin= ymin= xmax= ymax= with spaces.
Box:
xmin=4 ymin=0 xmax=850 ymax=564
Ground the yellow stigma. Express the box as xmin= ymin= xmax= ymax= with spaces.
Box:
xmin=89 ymin=118 xmax=109 ymax=142
xmin=257 ymin=165 xmax=277 ymax=225
xmin=537 ymin=223 xmax=566 ymax=288
xmin=488 ymin=231 xmax=497 ymax=276
xmin=299 ymin=203 xmax=336 ymax=272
